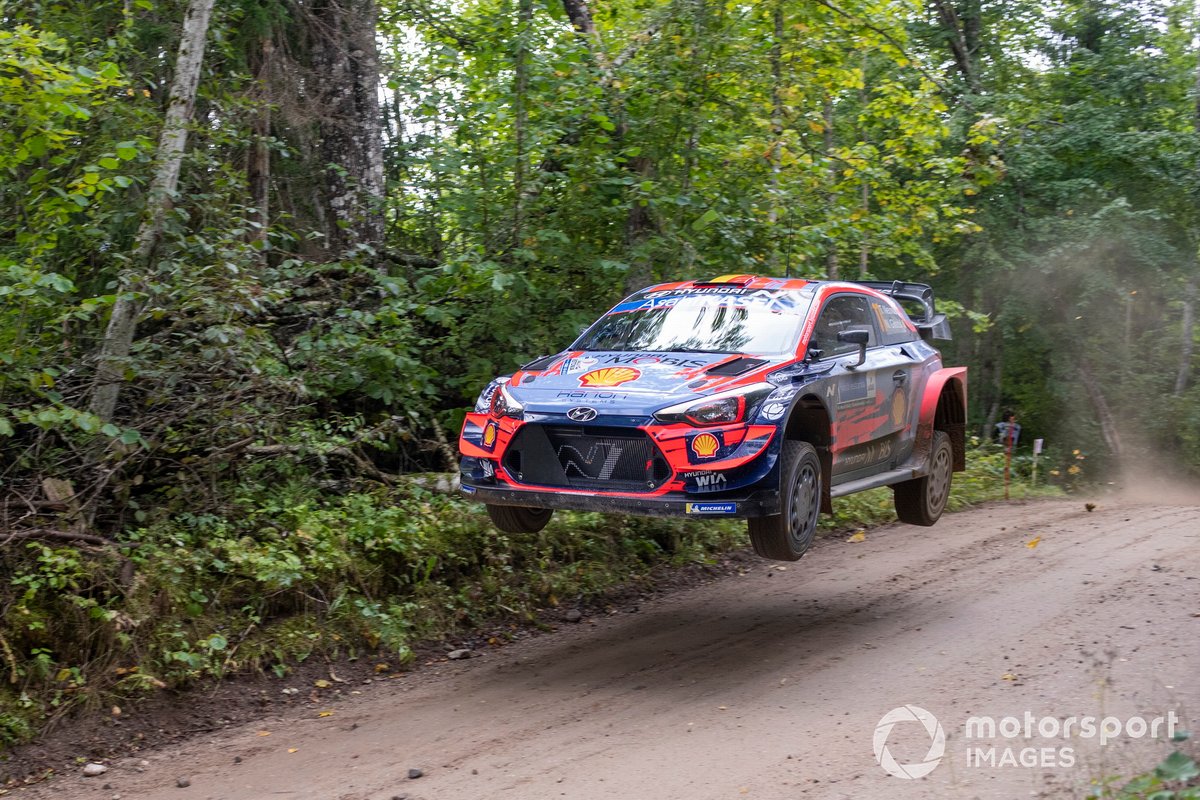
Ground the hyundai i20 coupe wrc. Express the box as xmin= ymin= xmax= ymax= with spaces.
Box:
xmin=458 ymin=275 xmax=967 ymax=562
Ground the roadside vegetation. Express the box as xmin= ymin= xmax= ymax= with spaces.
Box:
xmin=1093 ymin=733 xmax=1200 ymax=799
xmin=0 ymin=445 xmax=1054 ymax=750
xmin=2 ymin=0 xmax=1197 ymax=761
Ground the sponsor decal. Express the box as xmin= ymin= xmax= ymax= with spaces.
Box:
xmin=654 ymin=286 xmax=802 ymax=307
xmin=462 ymin=485 xmax=477 ymax=495
xmin=761 ymin=401 xmax=786 ymax=421
xmin=480 ymin=459 xmax=495 ymax=478
xmin=685 ymin=502 xmax=737 ymax=515
xmin=597 ymin=353 xmax=706 ymax=369
xmin=555 ymin=390 xmax=629 ymax=401
xmin=646 ymin=287 xmax=754 ymax=298
xmin=482 ymin=421 xmax=498 ymax=451
xmin=872 ymin=300 xmax=913 ymax=334
xmin=837 ymin=372 xmax=877 ymax=409
xmin=838 ymin=437 xmax=895 ymax=470
xmin=579 ymin=367 xmax=641 ymax=387
xmin=610 ymin=296 xmax=681 ymax=314
xmin=558 ymin=442 xmax=624 ymax=480
xmin=692 ymin=472 xmax=728 ymax=491
xmin=891 ymin=389 xmax=907 ymax=426
xmin=563 ymin=356 xmax=597 ymax=374
xmin=691 ymin=432 xmax=720 ymax=459
xmin=567 ymin=406 xmax=598 ymax=422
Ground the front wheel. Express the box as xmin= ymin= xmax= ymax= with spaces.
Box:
xmin=894 ymin=430 xmax=953 ymax=526
xmin=747 ymin=441 xmax=822 ymax=561
xmin=486 ymin=504 xmax=553 ymax=533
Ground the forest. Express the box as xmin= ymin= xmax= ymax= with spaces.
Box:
xmin=1 ymin=0 xmax=1198 ymax=751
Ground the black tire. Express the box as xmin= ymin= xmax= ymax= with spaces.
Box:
xmin=747 ymin=441 xmax=822 ymax=561
xmin=486 ymin=504 xmax=553 ymax=533
xmin=894 ymin=430 xmax=953 ymax=526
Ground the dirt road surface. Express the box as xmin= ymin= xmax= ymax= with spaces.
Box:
xmin=25 ymin=495 xmax=1200 ymax=800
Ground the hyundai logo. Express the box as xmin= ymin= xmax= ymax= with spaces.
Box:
xmin=567 ymin=406 xmax=598 ymax=422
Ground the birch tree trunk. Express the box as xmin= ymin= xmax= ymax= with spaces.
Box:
xmin=1078 ymin=360 xmax=1123 ymax=456
xmin=89 ymin=0 xmax=216 ymax=422
xmin=823 ymin=96 xmax=838 ymax=280
xmin=767 ymin=1 xmax=783 ymax=271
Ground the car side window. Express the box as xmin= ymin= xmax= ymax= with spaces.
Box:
xmin=811 ymin=295 xmax=877 ymax=358
xmin=870 ymin=299 xmax=918 ymax=346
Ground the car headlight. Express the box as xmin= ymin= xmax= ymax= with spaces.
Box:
xmin=489 ymin=382 xmax=524 ymax=419
xmin=654 ymin=383 xmax=773 ymax=427
xmin=473 ymin=378 xmax=506 ymax=413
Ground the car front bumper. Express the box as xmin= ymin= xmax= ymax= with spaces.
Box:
xmin=459 ymin=481 xmax=781 ymax=518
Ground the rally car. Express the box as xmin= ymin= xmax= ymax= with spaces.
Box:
xmin=458 ymin=275 xmax=966 ymax=561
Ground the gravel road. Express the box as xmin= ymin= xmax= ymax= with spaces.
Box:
xmin=30 ymin=494 xmax=1200 ymax=800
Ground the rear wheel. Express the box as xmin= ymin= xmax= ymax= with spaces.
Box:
xmin=747 ymin=441 xmax=822 ymax=561
xmin=486 ymin=504 xmax=553 ymax=533
xmin=894 ymin=430 xmax=953 ymax=526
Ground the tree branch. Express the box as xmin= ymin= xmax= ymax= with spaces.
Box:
xmin=0 ymin=529 xmax=122 ymax=547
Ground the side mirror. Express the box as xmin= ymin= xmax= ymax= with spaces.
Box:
xmin=837 ymin=329 xmax=870 ymax=368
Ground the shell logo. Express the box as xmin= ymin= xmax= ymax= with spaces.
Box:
xmin=482 ymin=422 xmax=498 ymax=448
xmin=891 ymin=390 xmax=907 ymax=426
xmin=691 ymin=433 xmax=720 ymax=459
xmin=579 ymin=367 xmax=641 ymax=388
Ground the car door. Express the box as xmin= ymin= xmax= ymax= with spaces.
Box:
xmin=867 ymin=295 xmax=933 ymax=466
xmin=809 ymin=293 xmax=909 ymax=479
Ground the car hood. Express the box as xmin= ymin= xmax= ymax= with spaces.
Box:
xmin=508 ymin=350 xmax=789 ymax=416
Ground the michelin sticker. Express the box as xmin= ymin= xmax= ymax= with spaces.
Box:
xmin=685 ymin=502 xmax=737 ymax=515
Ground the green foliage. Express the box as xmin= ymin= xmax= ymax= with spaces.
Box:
xmin=1091 ymin=733 xmax=1200 ymax=799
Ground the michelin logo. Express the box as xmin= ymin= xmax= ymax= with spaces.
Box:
xmin=685 ymin=502 xmax=737 ymax=515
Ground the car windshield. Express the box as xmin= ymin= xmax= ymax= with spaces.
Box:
xmin=574 ymin=288 xmax=814 ymax=356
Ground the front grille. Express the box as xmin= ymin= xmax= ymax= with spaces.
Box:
xmin=503 ymin=424 xmax=671 ymax=492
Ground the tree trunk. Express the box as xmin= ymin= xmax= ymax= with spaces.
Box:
xmin=89 ymin=0 xmax=216 ymax=422
xmin=1078 ymin=360 xmax=1123 ymax=456
xmin=248 ymin=36 xmax=273 ymax=249
xmin=561 ymin=0 xmax=610 ymax=76
xmin=513 ymin=0 xmax=532 ymax=253
xmin=980 ymin=333 xmax=1002 ymax=439
xmin=823 ymin=96 xmax=838 ymax=280
xmin=766 ymin=0 xmax=783 ymax=271
xmin=930 ymin=0 xmax=980 ymax=93
xmin=622 ymin=155 xmax=657 ymax=294
xmin=858 ymin=52 xmax=870 ymax=279
xmin=311 ymin=0 xmax=386 ymax=253
xmin=1176 ymin=273 xmax=1197 ymax=395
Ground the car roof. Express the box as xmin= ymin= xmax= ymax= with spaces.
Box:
xmin=642 ymin=274 xmax=814 ymax=293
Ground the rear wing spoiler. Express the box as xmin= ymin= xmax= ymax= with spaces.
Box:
xmin=854 ymin=280 xmax=953 ymax=341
